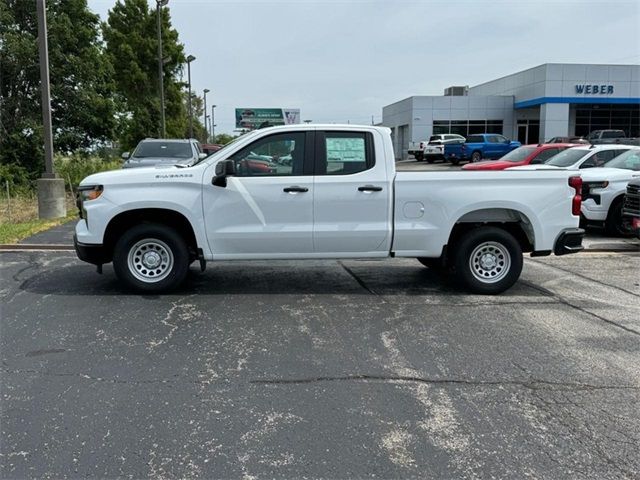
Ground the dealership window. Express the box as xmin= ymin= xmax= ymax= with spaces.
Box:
xmin=574 ymin=104 xmax=640 ymax=138
xmin=432 ymin=120 xmax=503 ymax=137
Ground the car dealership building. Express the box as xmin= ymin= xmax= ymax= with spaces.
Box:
xmin=382 ymin=63 xmax=640 ymax=159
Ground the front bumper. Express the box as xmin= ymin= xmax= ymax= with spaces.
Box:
xmin=554 ymin=228 xmax=585 ymax=256
xmin=74 ymin=234 xmax=110 ymax=266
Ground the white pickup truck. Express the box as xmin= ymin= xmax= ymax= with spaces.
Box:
xmin=74 ymin=125 xmax=584 ymax=294
xmin=408 ymin=134 xmax=466 ymax=162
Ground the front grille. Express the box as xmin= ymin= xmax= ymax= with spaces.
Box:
xmin=623 ymin=184 xmax=640 ymax=215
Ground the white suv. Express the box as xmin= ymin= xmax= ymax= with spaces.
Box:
xmin=580 ymin=148 xmax=640 ymax=235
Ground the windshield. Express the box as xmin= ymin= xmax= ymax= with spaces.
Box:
xmin=133 ymin=142 xmax=193 ymax=159
xmin=603 ymin=150 xmax=640 ymax=170
xmin=546 ymin=149 xmax=590 ymax=167
xmin=499 ymin=146 xmax=536 ymax=162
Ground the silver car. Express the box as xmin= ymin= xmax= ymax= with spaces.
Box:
xmin=122 ymin=138 xmax=207 ymax=168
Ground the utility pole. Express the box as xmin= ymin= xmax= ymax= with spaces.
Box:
xmin=211 ymin=104 xmax=216 ymax=141
xmin=36 ymin=0 xmax=65 ymax=218
xmin=186 ymin=55 xmax=196 ymax=138
xmin=203 ymin=89 xmax=209 ymax=142
xmin=156 ymin=0 xmax=169 ymax=138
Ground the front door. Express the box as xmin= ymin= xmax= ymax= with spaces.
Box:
xmin=518 ymin=125 xmax=528 ymax=144
xmin=312 ymin=130 xmax=392 ymax=255
xmin=203 ymin=131 xmax=314 ymax=257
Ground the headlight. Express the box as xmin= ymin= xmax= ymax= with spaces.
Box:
xmin=77 ymin=185 xmax=104 ymax=201
xmin=584 ymin=181 xmax=609 ymax=189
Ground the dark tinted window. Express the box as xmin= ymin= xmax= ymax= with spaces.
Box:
xmin=531 ymin=148 xmax=560 ymax=164
xmin=231 ymin=132 xmax=306 ymax=177
xmin=602 ymin=130 xmax=625 ymax=138
xmin=466 ymin=135 xmax=485 ymax=143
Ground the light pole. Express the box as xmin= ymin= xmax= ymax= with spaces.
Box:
xmin=186 ymin=54 xmax=196 ymax=138
xmin=203 ymin=89 xmax=209 ymax=142
xmin=156 ymin=0 xmax=169 ymax=138
xmin=211 ymin=105 xmax=216 ymax=141
xmin=36 ymin=0 xmax=65 ymax=218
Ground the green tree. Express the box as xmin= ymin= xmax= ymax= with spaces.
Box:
xmin=0 ymin=0 xmax=117 ymax=177
xmin=214 ymin=133 xmax=237 ymax=145
xmin=103 ymin=0 xmax=203 ymax=149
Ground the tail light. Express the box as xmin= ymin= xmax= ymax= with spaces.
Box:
xmin=569 ymin=176 xmax=582 ymax=216
xmin=461 ymin=144 xmax=467 ymax=152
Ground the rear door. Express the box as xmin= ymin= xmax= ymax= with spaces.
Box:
xmin=312 ymin=130 xmax=392 ymax=255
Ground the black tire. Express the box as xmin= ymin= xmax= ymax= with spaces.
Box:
xmin=450 ymin=158 xmax=460 ymax=166
xmin=113 ymin=223 xmax=190 ymax=293
xmin=451 ymin=227 xmax=523 ymax=294
xmin=417 ymin=257 xmax=444 ymax=270
xmin=425 ymin=156 xmax=434 ymax=164
xmin=415 ymin=152 xmax=424 ymax=162
xmin=471 ymin=151 xmax=482 ymax=163
xmin=605 ymin=198 xmax=632 ymax=237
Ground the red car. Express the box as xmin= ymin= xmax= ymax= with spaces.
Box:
xmin=462 ymin=143 xmax=579 ymax=170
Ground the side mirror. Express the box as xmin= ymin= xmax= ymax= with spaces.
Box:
xmin=198 ymin=152 xmax=207 ymax=160
xmin=121 ymin=152 xmax=130 ymax=160
xmin=212 ymin=159 xmax=236 ymax=187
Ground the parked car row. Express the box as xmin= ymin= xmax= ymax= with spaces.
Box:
xmin=410 ymin=129 xmax=639 ymax=165
xmin=466 ymin=144 xmax=640 ymax=236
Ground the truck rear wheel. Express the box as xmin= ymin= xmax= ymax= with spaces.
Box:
xmin=452 ymin=227 xmax=523 ymax=294
xmin=450 ymin=158 xmax=460 ymax=166
xmin=113 ymin=223 xmax=189 ymax=293
xmin=471 ymin=151 xmax=482 ymax=163
xmin=415 ymin=152 xmax=424 ymax=162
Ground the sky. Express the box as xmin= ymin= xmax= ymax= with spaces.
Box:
xmin=87 ymin=0 xmax=640 ymax=135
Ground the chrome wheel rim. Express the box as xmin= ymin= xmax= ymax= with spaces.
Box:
xmin=469 ymin=241 xmax=510 ymax=284
xmin=127 ymin=238 xmax=174 ymax=283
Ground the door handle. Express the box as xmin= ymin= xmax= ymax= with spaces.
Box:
xmin=283 ymin=186 xmax=308 ymax=193
xmin=358 ymin=185 xmax=383 ymax=192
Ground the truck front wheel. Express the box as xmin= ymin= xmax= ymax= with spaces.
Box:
xmin=452 ymin=227 xmax=523 ymax=294
xmin=113 ymin=224 xmax=190 ymax=293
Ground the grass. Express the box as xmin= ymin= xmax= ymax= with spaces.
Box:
xmin=0 ymin=192 xmax=77 ymax=244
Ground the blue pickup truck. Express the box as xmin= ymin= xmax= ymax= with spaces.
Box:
xmin=444 ymin=134 xmax=521 ymax=165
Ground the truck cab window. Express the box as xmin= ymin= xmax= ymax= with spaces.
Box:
xmin=320 ymin=132 xmax=373 ymax=175
xmin=230 ymin=132 xmax=306 ymax=177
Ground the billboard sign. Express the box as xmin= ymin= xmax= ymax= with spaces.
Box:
xmin=235 ymin=108 xmax=300 ymax=130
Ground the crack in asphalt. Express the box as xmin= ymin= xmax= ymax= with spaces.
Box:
xmin=338 ymin=261 xmax=382 ymax=298
xmin=522 ymin=264 xmax=640 ymax=337
xmin=528 ymin=257 xmax=640 ymax=298
xmin=249 ymin=374 xmax=639 ymax=391
xmin=4 ymin=368 xmax=637 ymax=392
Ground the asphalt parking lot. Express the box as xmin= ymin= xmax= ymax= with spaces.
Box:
xmin=2 ymin=228 xmax=639 ymax=478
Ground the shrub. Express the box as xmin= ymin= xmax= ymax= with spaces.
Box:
xmin=0 ymin=163 xmax=33 ymax=196
xmin=54 ymin=153 xmax=123 ymax=191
